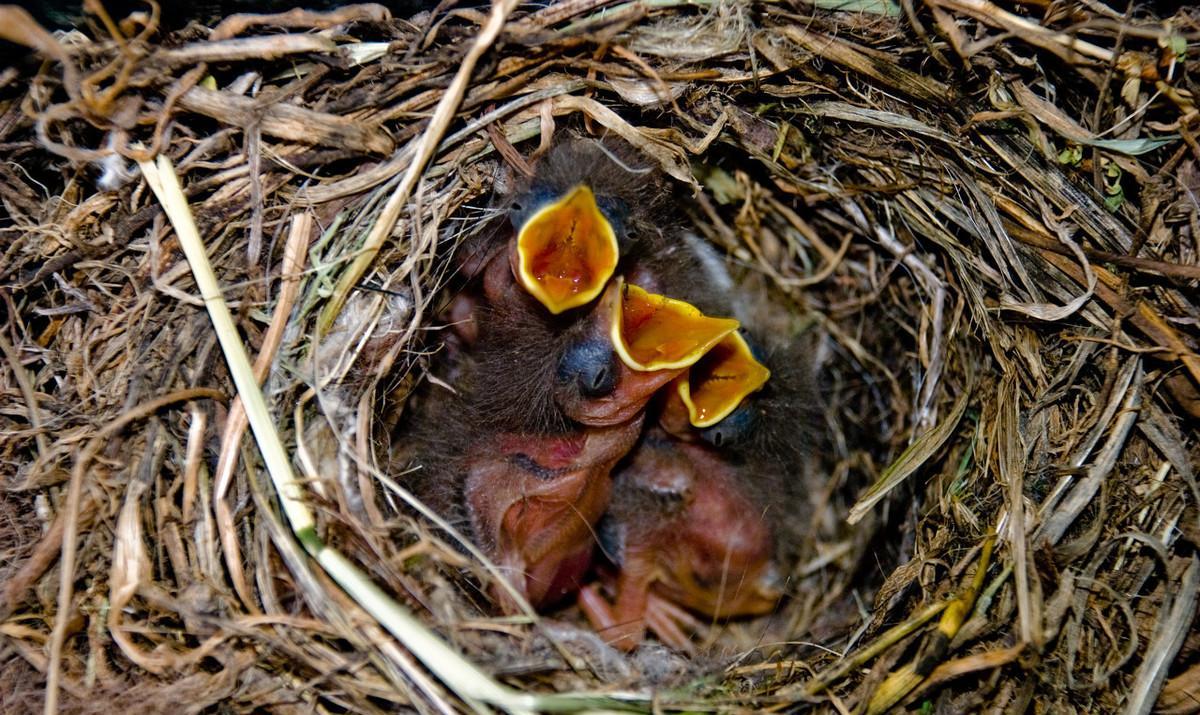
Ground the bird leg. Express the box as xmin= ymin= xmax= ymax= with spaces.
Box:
xmin=578 ymin=582 xmax=647 ymax=652
xmin=578 ymin=562 xmax=654 ymax=652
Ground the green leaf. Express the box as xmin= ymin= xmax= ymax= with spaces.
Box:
xmin=1104 ymin=188 xmax=1125 ymax=212
xmin=1057 ymin=144 xmax=1083 ymax=166
xmin=1103 ymin=160 xmax=1124 ymax=211
xmin=695 ymin=165 xmax=741 ymax=205
xmin=1086 ymin=136 xmax=1178 ymax=156
xmin=1168 ymin=35 xmax=1187 ymax=60
xmin=848 ymin=388 xmax=971 ymax=524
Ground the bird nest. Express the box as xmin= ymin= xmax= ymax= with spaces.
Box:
xmin=2 ymin=1 xmax=1199 ymax=713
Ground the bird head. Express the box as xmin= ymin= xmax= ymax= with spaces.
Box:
xmin=603 ymin=435 xmax=782 ymax=621
xmin=462 ymin=419 xmax=642 ymax=610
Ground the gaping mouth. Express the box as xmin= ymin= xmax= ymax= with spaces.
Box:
xmin=514 ymin=184 xmax=619 ymax=314
xmin=609 ymin=278 xmax=739 ymax=372
xmin=674 ymin=331 xmax=771 ymax=428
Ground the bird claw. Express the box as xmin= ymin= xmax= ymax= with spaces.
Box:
xmin=578 ymin=583 xmax=705 ymax=653
xmin=644 ymin=591 xmax=704 ymax=654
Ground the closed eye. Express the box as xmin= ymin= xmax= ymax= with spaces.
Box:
xmin=510 ymin=453 xmax=564 ymax=481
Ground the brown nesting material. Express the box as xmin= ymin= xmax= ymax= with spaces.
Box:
xmin=0 ymin=1 xmax=1198 ymax=713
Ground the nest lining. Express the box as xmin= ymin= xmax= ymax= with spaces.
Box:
xmin=0 ymin=0 xmax=1198 ymax=713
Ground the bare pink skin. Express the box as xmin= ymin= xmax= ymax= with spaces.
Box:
xmin=579 ymin=438 xmax=780 ymax=651
xmin=445 ymin=292 xmax=480 ymax=346
xmin=656 ymin=387 xmax=695 ymax=439
xmin=463 ymin=417 xmax=643 ymax=611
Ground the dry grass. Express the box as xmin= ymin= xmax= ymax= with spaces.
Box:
xmin=1 ymin=0 xmax=1198 ymax=712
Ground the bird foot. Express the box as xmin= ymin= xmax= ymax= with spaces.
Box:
xmin=644 ymin=591 xmax=704 ymax=653
xmin=578 ymin=583 xmax=703 ymax=653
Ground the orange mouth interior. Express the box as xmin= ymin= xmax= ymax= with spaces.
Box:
xmin=514 ymin=185 xmax=618 ymax=314
xmin=675 ymin=332 xmax=771 ymax=428
xmin=609 ymin=279 xmax=739 ymax=372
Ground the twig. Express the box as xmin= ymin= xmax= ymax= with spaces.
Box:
xmin=154 ymin=34 xmax=337 ymax=64
xmin=0 ymin=330 xmax=49 ymax=457
xmin=178 ymin=86 xmax=395 ymax=155
xmin=209 ymin=4 xmax=392 ymax=40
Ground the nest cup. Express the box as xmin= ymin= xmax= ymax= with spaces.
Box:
xmin=1 ymin=1 xmax=1199 ymax=713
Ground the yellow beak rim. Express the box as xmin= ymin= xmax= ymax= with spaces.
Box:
xmin=609 ymin=278 xmax=740 ymax=372
xmin=514 ymin=185 xmax=619 ymax=314
xmin=676 ymin=331 xmax=771 ymax=428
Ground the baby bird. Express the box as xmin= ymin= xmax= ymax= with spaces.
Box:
xmin=579 ymin=428 xmax=781 ymax=651
xmin=577 ymin=335 xmax=817 ymax=650
xmin=400 ymin=372 xmax=644 ymax=611
xmin=466 ymin=243 xmax=734 ymax=432
xmin=458 ymin=136 xmax=735 ymax=435
xmin=462 ymin=417 xmax=644 ymax=610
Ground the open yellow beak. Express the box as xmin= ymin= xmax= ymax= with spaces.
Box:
xmin=609 ymin=279 xmax=740 ymax=372
xmin=675 ymin=332 xmax=771 ymax=428
xmin=514 ymin=185 xmax=619 ymax=314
